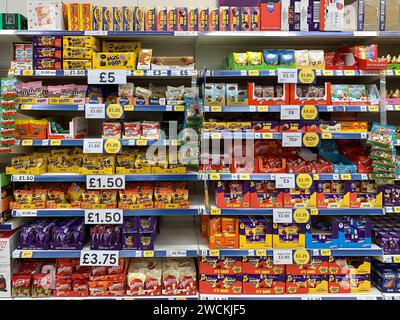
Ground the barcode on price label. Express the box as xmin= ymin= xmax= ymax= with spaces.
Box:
xmin=273 ymin=250 xmax=293 ymax=264
xmin=88 ymin=70 xmax=127 ymax=84
xmin=83 ymin=139 xmax=104 ymax=154
xmin=86 ymin=175 xmax=126 ymax=190
xmin=84 ymin=209 xmax=123 ymax=224
xmin=80 ymin=251 xmax=119 ymax=266
xmin=273 ymin=208 xmax=293 ymax=223
xmin=85 ymin=104 xmax=106 ymax=119
xmin=277 ymin=69 xmax=298 ymax=83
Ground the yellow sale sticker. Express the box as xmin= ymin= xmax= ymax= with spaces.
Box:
xmin=320 ymin=249 xmax=331 ymax=256
xmin=256 ymin=249 xmax=267 ymax=256
xmin=106 ymin=104 xmax=123 ymax=119
xmin=293 ymin=208 xmax=310 ymax=223
xmin=22 ymin=140 xmax=33 ymax=146
xmin=296 ymin=174 xmax=313 ymax=189
xmin=293 ymin=249 xmax=310 ymax=265
xmin=143 ymin=251 xmax=154 ymax=258
xmin=104 ymin=138 xmax=122 ymax=154
xmin=50 ymin=140 xmax=62 ymax=146
xmin=301 ymin=105 xmax=318 ymax=120
xmin=248 ymin=70 xmax=259 ymax=76
xmin=303 ymin=132 xmax=320 ymax=147
xmin=209 ymin=250 xmax=220 ymax=256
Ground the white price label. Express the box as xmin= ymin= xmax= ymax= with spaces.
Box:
xmin=85 ymin=104 xmax=106 ymax=119
xmin=15 ymin=210 xmax=37 ymax=217
xmin=88 ymin=70 xmax=127 ymax=84
xmin=12 ymin=175 xmax=35 ymax=182
xmin=273 ymin=250 xmax=293 ymax=264
xmin=147 ymin=70 xmax=168 ymax=77
xmin=282 ymin=132 xmax=302 ymax=147
xmin=84 ymin=30 xmax=108 ymax=36
xmin=275 ymin=174 xmax=295 ymax=189
xmin=84 ymin=209 xmax=123 ymax=224
xmin=281 ymin=105 xmax=300 ymax=120
xmin=64 ymin=70 xmax=86 ymax=76
xmin=83 ymin=139 xmax=104 ymax=154
xmin=80 ymin=251 xmax=119 ymax=266
xmin=273 ymin=208 xmax=293 ymax=223
xmin=277 ymin=68 xmax=298 ymax=83
xmin=35 ymin=70 xmax=56 ymax=76
xmin=86 ymin=175 xmax=126 ymax=190
xmin=171 ymin=70 xmax=192 ymax=76
xmin=166 ymin=251 xmax=187 ymax=257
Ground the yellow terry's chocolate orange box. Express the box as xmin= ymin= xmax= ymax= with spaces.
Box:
xmin=93 ymin=52 xmax=137 ymax=70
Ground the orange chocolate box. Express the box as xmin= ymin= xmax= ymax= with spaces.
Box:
xmin=242 ymin=257 xmax=285 ymax=275
xmin=198 ymin=257 xmax=243 ymax=275
xmin=199 ymin=274 xmax=242 ymax=295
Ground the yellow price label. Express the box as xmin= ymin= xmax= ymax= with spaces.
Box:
xmin=344 ymin=70 xmax=355 ymax=76
xmin=293 ymin=249 xmax=310 ymax=265
xmin=258 ymin=106 xmax=269 ymax=112
xmin=239 ymin=174 xmax=250 ymax=180
xmin=393 ymin=256 xmax=400 ymax=263
xmin=256 ymin=249 xmax=267 ymax=256
xmin=340 ymin=174 xmax=351 ymax=180
xmin=211 ymin=132 xmax=222 ymax=139
xmin=261 ymin=133 xmax=273 ymax=139
xmin=395 ymin=70 xmax=400 ymax=76
xmin=303 ymin=132 xmax=320 ymax=147
xmin=395 ymin=105 xmax=400 ymax=111
xmin=22 ymin=70 xmax=34 ymax=76
xmin=322 ymin=70 xmax=334 ymax=76
xmin=368 ymin=105 xmax=379 ymax=112
xmin=209 ymin=173 xmax=221 ymax=180
xmin=248 ymin=70 xmax=259 ymax=76
xmin=106 ymin=104 xmax=124 ymax=119
xmin=143 ymin=251 xmax=154 ymax=258
xmin=322 ymin=133 xmax=333 ymax=139
xmin=50 ymin=140 xmax=62 ymax=146
xmin=170 ymin=140 xmax=180 ymax=146
xmin=21 ymin=251 xmax=33 ymax=258
xmin=293 ymin=208 xmax=310 ymax=223
xmin=20 ymin=105 xmax=32 ymax=110
xmin=296 ymin=174 xmax=313 ymax=189
xmin=174 ymin=105 xmax=184 ymax=112
xmin=394 ymin=207 xmax=400 ymax=213
xmin=133 ymin=70 xmax=145 ymax=76
xmin=209 ymin=250 xmax=220 ymax=256
xmin=211 ymin=105 xmax=222 ymax=112
xmin=313 ymin=174 xmax=320 ymax=180
xmin=103 ymin=138 xmax=122 ymax=154
xmin=136 ymin=140 xmax=148 ymax=146
xmin=320 ymin=249 xmax=332 ymax=256
xmin=22 ymin=140 xmax=33 ymax=146
xmin=301 ymin=105 xmax=318 ymax=120
xmin=298 ymin=68 xmax=316 ymax=84
xmin=211 ymin=207 xmax=221 ymax=215
xmin=310 ymin=208 xmax=319 ymax=215
xmin=176 ymin=298 xmax=187 ymax=300
xmin=124 ymin=105 xmax=134 ymax=111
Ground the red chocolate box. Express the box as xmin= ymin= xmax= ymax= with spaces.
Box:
xmin=243 ymin=274 xmax=286 ymax=295
xmin=216 ymin=181 xmax=250 ymax=209
xmin=242 ymin=257 xmax=285 ymax=275
xmin=286 ymin=257 xmax=330 ymax=275
xmin=198 ymin=257 xmax=243 ymax=275
xmin=199 ymin=274 xmax=242 ymax=295
xmin=248 ymin=83 xmax=290 ymax=106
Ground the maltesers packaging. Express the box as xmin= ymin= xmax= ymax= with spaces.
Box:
xmin=27 ymin=1 xmax=66 ymax=30
xmin=261 ymin=0 xmax=281 ymax=31
xmin=145 ymin=8 xmax=156 ymax=31
xmin=156 ymin=7 xmax=168 ymax=31
xmin=176 ymin=7 xmax=188 ymax=31
xmin=199 ymin=8 xmax=209 ymax=31
xmin=188 ymin=8 xmax=199 ymax=31
xmin=167 ymin=7 xmax=177 ymax=31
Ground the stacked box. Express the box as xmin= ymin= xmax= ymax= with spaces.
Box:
xmin=63 ymin=36 xmax=101 ymax=70
xmin=33 ymin=35 xmax=62 ymax=70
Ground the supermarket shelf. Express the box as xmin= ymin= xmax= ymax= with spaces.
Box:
xmin=203 ymin=105 xmax=281 ymax=112
xmin=200 ymin=288 xmax=383 ymax=300
xmin=202 ymin=132 xmax=368 ymax=140
xmin=0 ymin=218 xmax=28 ymax=231
xmin=15 ymin=139 xmax=180 ymax=147
xmin=374 ymin=255 xmax=400 ymax=263
xmin=12 ymin=205 xmax=206 ymax=218
xmin=12 ymin=223 xmax=199 ymax=258
xmin=11 ymin=173 xmax=199 ymax=182
xmin=205 ymin=69 xmax=381 ymax=77
xmin=13 ymin=295 xmax=199 ymax=301
xmin=206 ymin=207 xmax=384 ymax=216
xmin=386 ymin=105 xmax=400 ymax=111
xmin=18 ymin=104 xmax=185 ymax=112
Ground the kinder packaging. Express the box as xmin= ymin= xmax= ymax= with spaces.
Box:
xmin=27 ymin=1 xmax=66 ymax=30
xmin=260 ymin=0 xmax=281 ymax=31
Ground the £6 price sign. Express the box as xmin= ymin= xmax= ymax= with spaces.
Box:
xmin=88 ymin=70 xmax=127 ymax=84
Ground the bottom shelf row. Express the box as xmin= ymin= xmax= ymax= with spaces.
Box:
xmin=5 ymin=254 xmax=399 ymax=300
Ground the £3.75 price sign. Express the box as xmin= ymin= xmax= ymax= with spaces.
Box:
xmin=80 ymin=251 xmax=119 ymax=266
xmin=84 ymin=209 xmax=123 ymax=224
xmin=88 ymin=70 xmax=127 ymax=84
xmin=86 ymin=175 xmax=125 ymax=190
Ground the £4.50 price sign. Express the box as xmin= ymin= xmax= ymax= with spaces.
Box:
xmin=80 ymin=251 xmax=119 ymax=266
xmin=88 ymin=70 xmax=127 ymax=84
xmin=86 ymin=175 xmax=126 ymax=190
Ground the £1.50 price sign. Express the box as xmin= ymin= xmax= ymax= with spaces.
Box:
xmin=86 ymin=175 xmax=126 ymax=190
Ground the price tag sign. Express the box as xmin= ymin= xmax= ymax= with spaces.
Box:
xmin=85 ymin=104 xmax=106 ymax=119
xmin=282 ymin=132 xmax=302 ymax=147
xmin=88 ymin=70 xmax=127 ymax=84
xmin=80 ymin=251 xmax=119 ymax=266
xmin=83 ymin=139 xmax=103 ymax=154
xmin=298 ymin=68 xmax=316 ymax=84
xmin=166 ymin=251 xmax=187 ymax=257
xmin=86 ymin=175 xmax=126 ymax=190
xmin=273 ymin=208 xmax=293 ymax=223
xmin=277 ymin=69 xmax=298 ymax=83
xmin=301 ymin=105 xmax=318 ymax=120
xmin=303 ymin=132 xmax=320 ymax=147
xmin=106 ymin=104 xmax=124 ymax=119
xmin=36 ymin=70 xmax=57 ymax=76
xmin=104 ymin=138 xmax=122 ymax=154
xmin=15 ymin=210 xmax=38 ymax=217
xmin=12 ymin=175 xmax=35 ymax=182
xmin=281 ymin=105 xmax=300 ymax=120
xmin=275 ymin=174 xmax=295 ymax=189
xmin=84 ymin=209 xmax=123 ymax=224
xmin=273 ymin=250 xmax=293 ymax=265
xmin=293 ymin=249 xmax=310 ymax=264
xmin=64 ymin=70 xmax=86 ymax=76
